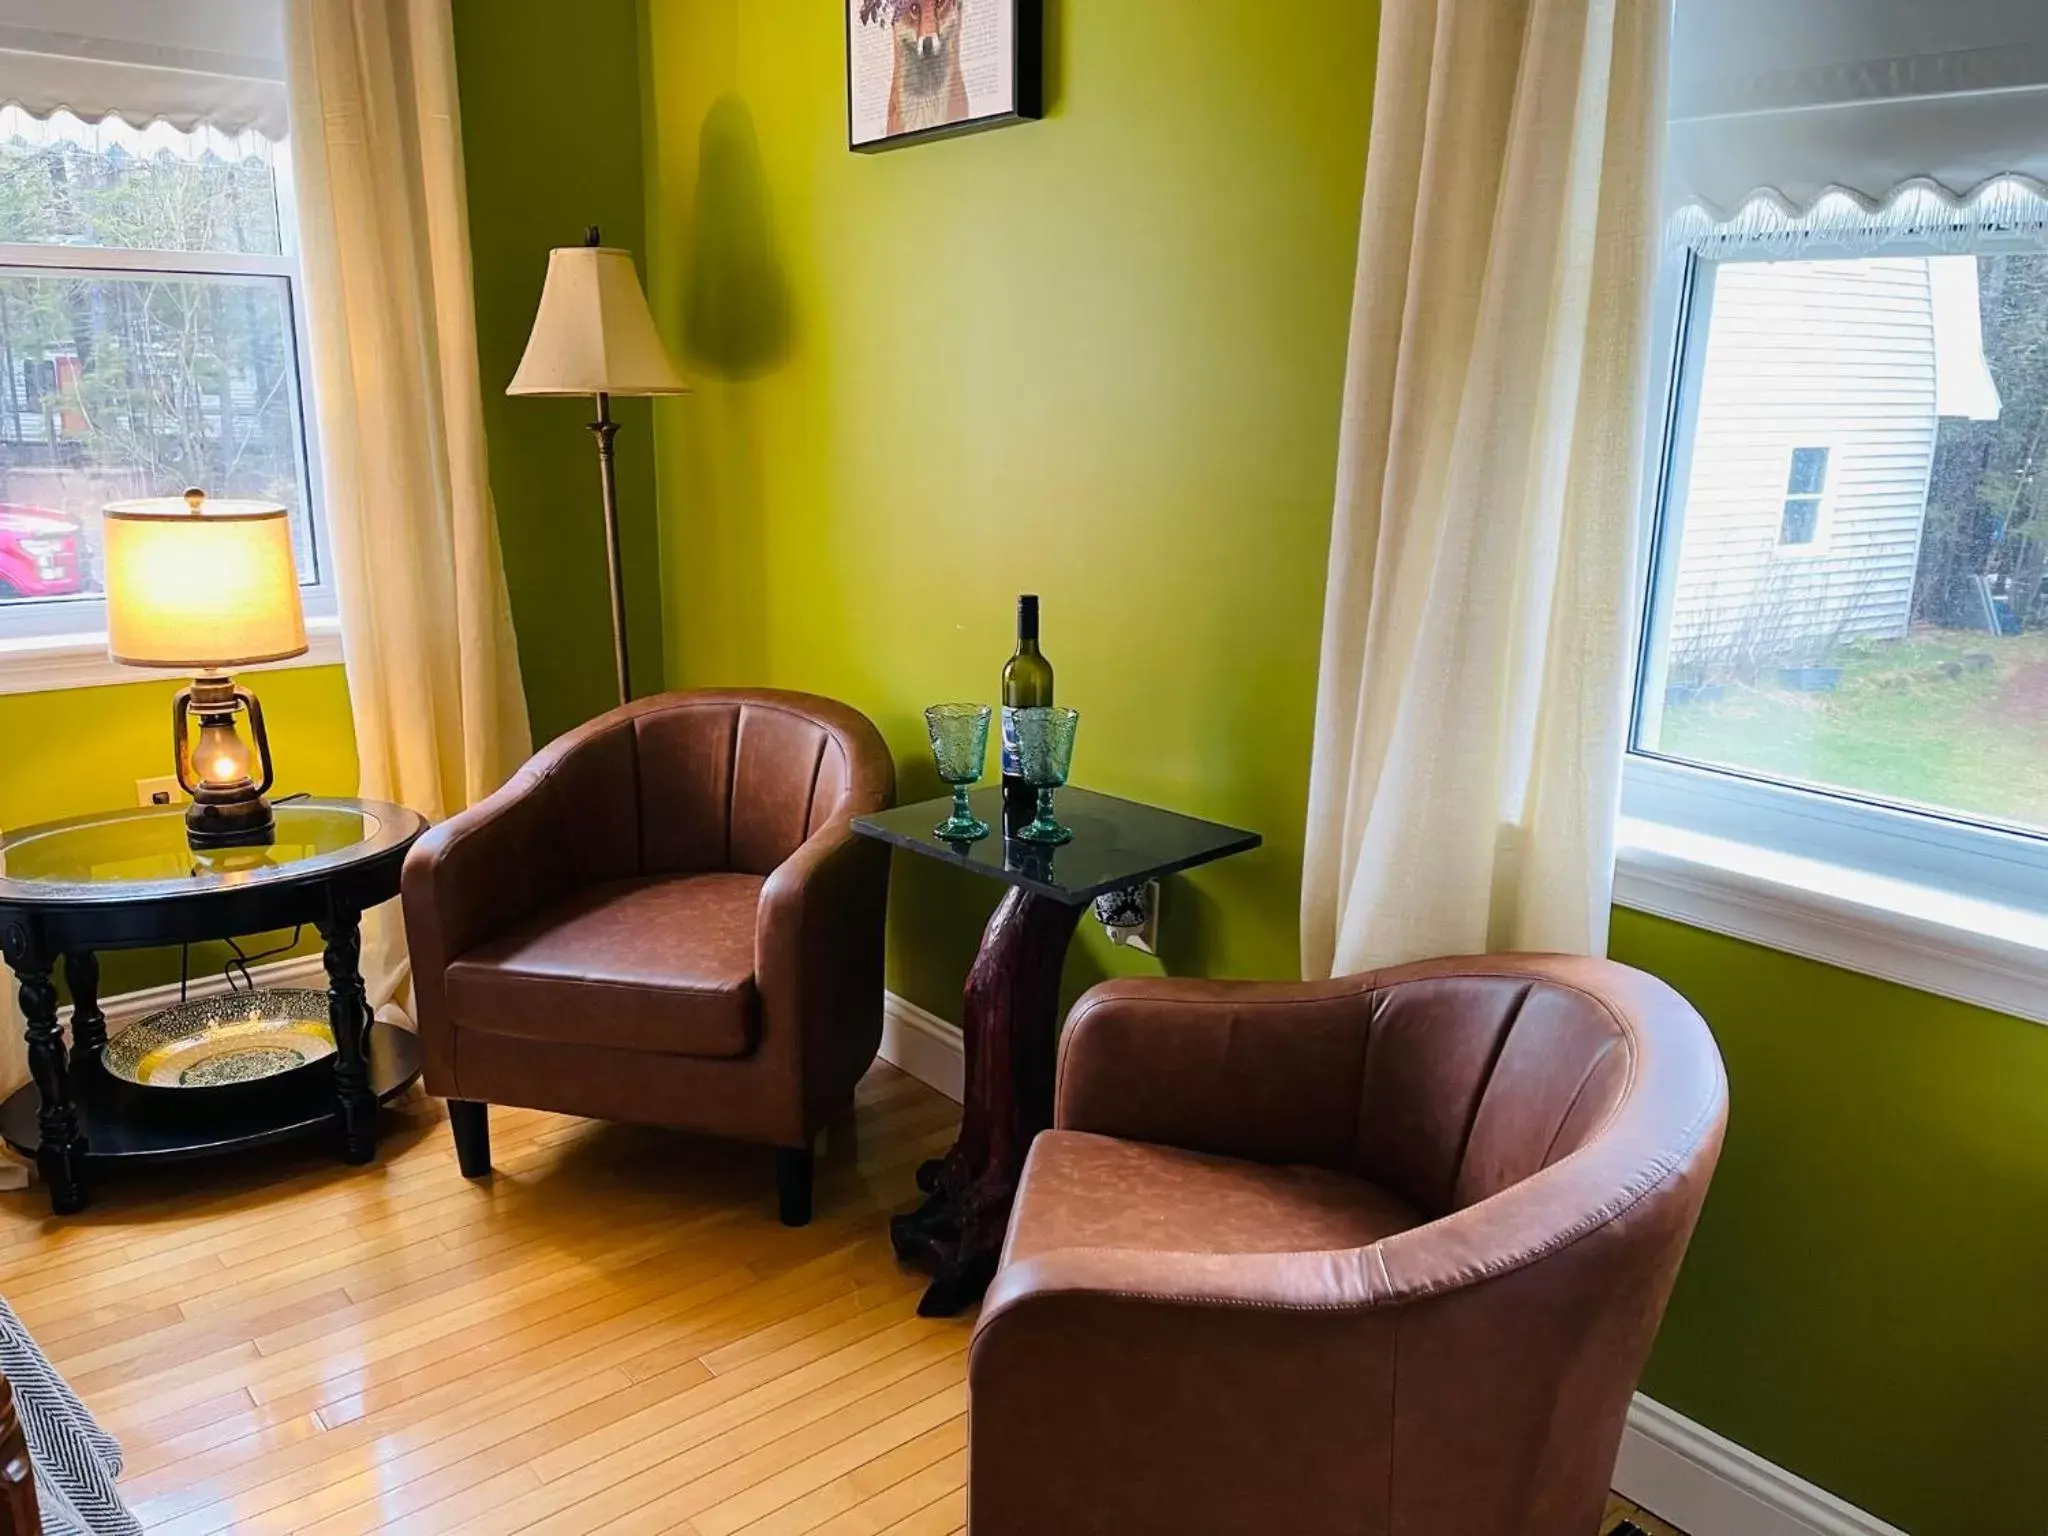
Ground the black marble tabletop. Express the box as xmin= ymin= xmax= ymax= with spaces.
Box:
xmin=853 ymin=785 xmax=1261 ymax=906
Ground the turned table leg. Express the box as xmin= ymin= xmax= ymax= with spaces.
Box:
xmin=318 ymin=904 xmax=377 ymax=1165
xmin=890 ymin=885 xmax=1083 ymax=1316
xmin=1 ymin=922 xmax=85 ymax=1214
xmin=64 ymin=952 xmax=107 ymax=1059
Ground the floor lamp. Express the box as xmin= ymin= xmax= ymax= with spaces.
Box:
xmin=508 ymin=228 xmax=688 ymax=707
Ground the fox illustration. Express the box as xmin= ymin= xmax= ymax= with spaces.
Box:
xmin=887 ymin=0 xmax=970 ymax=137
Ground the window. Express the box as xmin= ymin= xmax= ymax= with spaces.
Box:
xmin=1777 ymin=445 xmax=1830 ymax=549
xmin=0 ymin=106 xmax=333 ymax=679
xmin=1622 ymin=0 xmax=2048 ymax=1016
xmin=1634 ymin=246 xmax=2048 ymax=878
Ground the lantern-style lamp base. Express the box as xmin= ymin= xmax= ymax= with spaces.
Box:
xmin=175 ymin=674 xmax=278 ymax=849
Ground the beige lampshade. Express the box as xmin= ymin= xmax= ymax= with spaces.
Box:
xmin=102 ymin=494 xmax=310 ymax=670
xmin=507 ymin=244 xmax=688 ymax=398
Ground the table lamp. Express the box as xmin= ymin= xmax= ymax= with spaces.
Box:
xmin=103 ymin=489 xmax=308 ymax=849
xmin=508 ymin=227 xmax=688 ymax=707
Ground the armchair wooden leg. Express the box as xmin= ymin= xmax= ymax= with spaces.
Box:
xmin=448 ymin=1100 xmax=491 ymax=1179
xmin=776 ymin=1144 xmax=814 ymax=1227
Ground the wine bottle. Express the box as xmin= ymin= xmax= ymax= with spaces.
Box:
xmin=1000 ymin=594 xmax=1053 ymax=827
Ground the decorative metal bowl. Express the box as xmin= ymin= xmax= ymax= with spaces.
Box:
xmin=103 ymin=989 xmax=336 ymax=1090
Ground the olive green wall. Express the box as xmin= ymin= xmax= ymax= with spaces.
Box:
xmin=455 ymin=0 xmax=664 ymax=745
xmin=1610 ymin=912 xmax=2048 ymax=1534
xmin=0 ymin=667 xmax=359 ymax=994
xmin=640 ymin=0 xmax=1378 ymax=1009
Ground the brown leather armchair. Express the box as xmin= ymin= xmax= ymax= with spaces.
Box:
xmin=401 ymin=689 xmax=895 ymax=1224
xmin=969 ymin=954 xmax=1727 ymax=1535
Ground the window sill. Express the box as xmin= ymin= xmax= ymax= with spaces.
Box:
xmin=1614 ymin=817 xmax=2048 ymax=1025
xmin=0 ymin=616 xmax=344 ymax=698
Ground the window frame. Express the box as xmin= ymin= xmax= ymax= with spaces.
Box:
xmin=1619 ymin=231 xmax=2048 ymax=1021
xmin=1773 ymin=442 xmax=1836 ymax=555
xmin=0 ymin=122 xmax=340 ymax=693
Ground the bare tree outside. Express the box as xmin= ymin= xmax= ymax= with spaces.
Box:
xmin=0 ymin=110 xmax=313 ymax=602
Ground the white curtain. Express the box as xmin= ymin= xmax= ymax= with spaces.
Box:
xmin=0 ymin=986 xmax=22 ymax=1182
xmin=285 ymin=0 xmax=531 ymax=1010
xmin=1300 ymin=0 xmax=1667 ymax=979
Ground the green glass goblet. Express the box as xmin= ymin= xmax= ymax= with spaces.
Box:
xmin=925 ymin=703 xmax=993 ymax=842
xmin=1012 ymin=706 xmax=1079 ymax=845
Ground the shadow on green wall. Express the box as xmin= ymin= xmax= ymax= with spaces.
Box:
xmin=685 ymin=96 xmax=791 ymax=381
xmin=663 ymin=94 xmax=797 ymax=685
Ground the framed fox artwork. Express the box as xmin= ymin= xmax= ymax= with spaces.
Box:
xmin=846 ymin=0 xmax=1044 ymax=152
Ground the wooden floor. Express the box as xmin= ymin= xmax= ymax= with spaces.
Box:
xmin=0 ymin=1063 xmax=1685 ymax=1534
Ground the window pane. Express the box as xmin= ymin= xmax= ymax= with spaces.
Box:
xmin=1779 ymin=496 xmax=1821 ymax=545
xmin=1639 ymin=253 xmax=2048 ymax=836
xmin=0 ymin=108 xmax=282 ymax=256
xmin=1786 ymin=445 xmax=1830 ymax=496
xmin=0 ymin=270 xmax=316 ymax=607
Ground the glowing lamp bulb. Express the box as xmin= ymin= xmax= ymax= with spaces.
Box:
xmin=193 ymin=716 xmax=254 ymax=789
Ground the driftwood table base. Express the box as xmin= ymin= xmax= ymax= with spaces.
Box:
xmin=889 ymin=886 xmax=1083 ymax=1316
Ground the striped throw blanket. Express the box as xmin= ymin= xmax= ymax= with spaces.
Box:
xmin=0 ymin=1300 xmax=138 ymax=1536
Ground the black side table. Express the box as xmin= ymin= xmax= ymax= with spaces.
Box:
xmin=854 ymin=785 xmax=1260 ymax=1315
xmin=0 ymin=798 xmax=428 ymax=1214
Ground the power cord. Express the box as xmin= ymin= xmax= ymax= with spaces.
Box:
xmin=222 ymin=928 xmax=305 ymax=992
xmin=176 ymin=925 xmax=306 ymax=1003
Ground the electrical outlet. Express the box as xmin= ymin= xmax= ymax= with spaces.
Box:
xmin=136 ymin=775 xmax=185 ymax=808
xmin=1094 ymin=880 xmax=1160 ymax=955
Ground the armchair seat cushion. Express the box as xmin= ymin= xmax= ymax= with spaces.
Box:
xmin=1003 ymin=1130 xmax=1423 ymax=1265
xmin=446 ymin=873 xmax=764 ymax=1060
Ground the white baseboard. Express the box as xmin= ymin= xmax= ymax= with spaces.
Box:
xmin=876 ymin=992 xmax=1904 ymax=1536
xmin=1616 ymin=1396 xmax=1907 ymax=1536
xmin=879 ymin=991 xmax=963 ymax=1103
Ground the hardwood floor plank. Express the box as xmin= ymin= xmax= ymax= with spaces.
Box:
xmin=874 ymin=1488 xmax=967 ymax=1536
xmin=701 ymin=1415 xmax=966 ymax=1536
xmin=790 ymin=1446 xmax=968 ymax=1536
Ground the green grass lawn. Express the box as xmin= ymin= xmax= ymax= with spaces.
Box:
xmin=1651 ymin=627 xmax=2048 ymax=833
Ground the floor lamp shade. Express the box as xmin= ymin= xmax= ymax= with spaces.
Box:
xmin=507 ymin=237 xmax=686 ymax=710
xmin=507 ymin=245 xmax=687 ymax=398
xmin=103 ymin=495 xmax=309 ymax=670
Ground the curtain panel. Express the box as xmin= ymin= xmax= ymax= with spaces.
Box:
xmin=285 ymin=0 xmax=531 ymax=1012
xmin=1301 ymin=0 xmax=1668 ymax=978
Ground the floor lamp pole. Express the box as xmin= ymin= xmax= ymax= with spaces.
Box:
xmin=587 ymin=389 xmax=630 ymax=707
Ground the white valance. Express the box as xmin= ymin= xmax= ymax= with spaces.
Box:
xmin=0 ymin=0 xmax=286 ymax=140
xmin=1669 ymin=0 xmax=2048 ymax=238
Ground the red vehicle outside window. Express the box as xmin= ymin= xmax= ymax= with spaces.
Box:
xmin=0 ymin=503 xmax=85 ymax=600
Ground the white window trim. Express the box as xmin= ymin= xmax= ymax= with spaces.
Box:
xmin=0 ymin=612 xmax=342 ymax=697
xmin=1621 ymin=234 xmax=2048 ymax=1022
xmin=0 ymin=119 xmax=339 ymax=687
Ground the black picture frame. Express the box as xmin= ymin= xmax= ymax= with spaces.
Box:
xmin=846 ymin=0 xmax=1043 ymax=154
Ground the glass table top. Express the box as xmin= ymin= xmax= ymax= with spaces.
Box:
xmin=0 ymin=799 xmax=423 ymax=903
xmin=853 ymin=786 xmax=1260 ymax=905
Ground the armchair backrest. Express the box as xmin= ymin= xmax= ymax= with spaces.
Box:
xmin=407 ymin=689 xmax=896 ymax=973
xmin=630 ymin=691 xmax=895 ymax=877
xmin=1353 ymin=968 xmax=1643 ymax=1219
